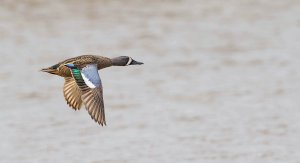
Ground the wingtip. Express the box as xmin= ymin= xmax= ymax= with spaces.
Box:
xmin=96 ymin=120 xmax=106 ymax=126
xmin=99 ymin=121 xmax=106 ymax=126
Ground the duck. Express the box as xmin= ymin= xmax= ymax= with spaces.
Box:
xmin=41 ymin=55 xmax=143 ymax=126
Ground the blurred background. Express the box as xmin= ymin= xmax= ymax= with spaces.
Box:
xmin=0 ymin=0 xmax=300 ymax=162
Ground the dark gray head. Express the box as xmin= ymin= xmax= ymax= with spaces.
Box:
xmin=111 ymin=56 xmax=144 ymax=66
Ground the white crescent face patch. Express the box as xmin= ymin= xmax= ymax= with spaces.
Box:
xmin=81 ymin=73 xmax=96 ymax=88
xmin=126 ymin=57 xmax=132 ymax=66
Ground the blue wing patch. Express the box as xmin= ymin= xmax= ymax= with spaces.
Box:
xmin=81 ymin=64 xmax=102 ymax=88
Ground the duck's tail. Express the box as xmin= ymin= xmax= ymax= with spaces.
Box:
xmin=40 ymin=64 xmax=60 ymax=75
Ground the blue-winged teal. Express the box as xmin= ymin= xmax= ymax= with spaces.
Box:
xmin=41 ymin=55 xmax=143 ymax=126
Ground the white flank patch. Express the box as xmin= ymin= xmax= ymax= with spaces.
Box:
xmin=81 ymin=73 xmax=96 ymax=88
xmin=126 ymin=57 xmax=132 ymax=66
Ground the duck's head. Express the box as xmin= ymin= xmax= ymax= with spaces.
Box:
xmin=111 ymin=56 xmax=144 ymax=66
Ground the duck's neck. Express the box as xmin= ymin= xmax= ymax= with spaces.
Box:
xmin=95 ymin=56 xmax=113 ymax=70
xmin=111 ymin=57 xmax=125 ymax=66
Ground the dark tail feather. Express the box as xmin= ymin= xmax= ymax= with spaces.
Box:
xmin=41 ymin=64 xmax=60 ymax=75
xmin=40 ymin=67 xmax=59 ymax=75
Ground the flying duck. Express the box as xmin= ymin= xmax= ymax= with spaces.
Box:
xmin=41 ymin=55 xmax=143 ymax=126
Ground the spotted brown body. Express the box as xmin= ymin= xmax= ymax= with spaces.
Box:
xmin=42 ymin=55 xmax=112 ymax=77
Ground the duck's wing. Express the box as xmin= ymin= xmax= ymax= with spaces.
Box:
xmin=63 ymin=77 xmax=83 ymax=110
xmin=70 ymin=64 xmax=106 ymax=126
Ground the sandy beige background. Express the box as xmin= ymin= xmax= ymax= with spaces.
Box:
xmin=0 ymin=0 xmax=300 ymax=162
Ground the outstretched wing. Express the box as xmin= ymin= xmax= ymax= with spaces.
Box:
xmin=63 ymin=77 xmax=83 ymax=110
xmin=70 ymin=64 xmax=106 ymax=126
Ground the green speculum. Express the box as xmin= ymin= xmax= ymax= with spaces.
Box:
xmin=71 ymin=68 xmax=83 ymax=80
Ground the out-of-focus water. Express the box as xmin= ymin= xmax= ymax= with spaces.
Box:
xmin=0 ymin=0 xmax=300 ymax=162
